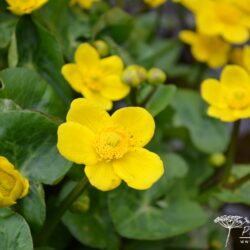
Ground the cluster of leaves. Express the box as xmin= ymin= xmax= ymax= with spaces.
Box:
xmin=0 ymin=1 xmax=249 ymax=250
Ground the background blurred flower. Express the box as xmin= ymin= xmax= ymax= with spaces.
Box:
xmin=201 ymin=65 xmax=250 ymax=122
xmin=57 ymin=98 xmax=164 ymax=191
xmin=194 ymin=0 xmax=250 ymax=44
xmin=180 ymin=30 xmax=231 ymax=68
xmin=6 ymin=0 xmax=48 ymax=15
xmin=0 ymin=156 xmax=29 ymax=208
xmin=62 ymin=43 xmax=130 ymax=110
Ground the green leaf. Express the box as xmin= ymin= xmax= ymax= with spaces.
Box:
xmin=0 ymin=67 xmax=67 ymax=117
xmin=0 ymin=98 xmax=21 ymax=112
xmin=215 ymin=164 xmax=250 ymax=206
xmin=92 ymin=7 xmax=134 ymax=43
xmin=62 ymin=185 xmax=119 ymax=249
xmin=171 ymin=89 xmax=229 ymax=153
xmin=0 ymin=14 xmax=17 ymax=48
xmin=18 ymin=182 xmax=46 ymax=233
xmin=108 ymin=185 xmax=208 ymax=240
xmin=15 ymin=16 xmax=73 ymax=105
xmin=0 ymin=208 xmax=33 ymax=250
xmin=146 ymin=85 xmax=176 ymax=117
xmin=0 ymin=110 xmax=72 ymax=185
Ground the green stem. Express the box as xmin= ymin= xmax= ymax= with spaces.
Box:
xmin=36 ymin=177 xmax=89 ymax=246
xmin=130 ymin=88 xmax=138 ymax=106
xmin=221 ymin=120 xmax=241 ymax=185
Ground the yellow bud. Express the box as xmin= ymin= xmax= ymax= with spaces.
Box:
xmin=0 ymin=156 xmax=29 ymax=208
xmin=71 ymin=193 xmax=90 ymax=213
xmin=147 ymin=68 xmax=167 ymax=85
xmin=209 ymin=153 xmax=226 ymax=168
xmin=228 ymin=175 xmax=236 ymax=184
xmin=122 ymin=65 xmax=147 ymax=87
xmin=93 ymin=40 xmax=110 ymax=57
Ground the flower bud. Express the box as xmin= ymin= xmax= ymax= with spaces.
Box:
xmin=209 ymin=153 xmax=226 ymax=167
xmin=147 ymin=68 xmax=167 ymax=85
xmin=0 ymin=156 xmax=29 ymax=208
xmin=93 ymin=40 xmax=109 ymax=57
xmin=71 ymin=193 xmax=90 ymax=213
xmin=122 ymin=65 xmax=147 ymax=87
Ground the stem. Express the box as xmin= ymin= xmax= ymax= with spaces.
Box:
xmin=225 ymin=228 xmax=232 ymax=247
xmin=141 ymin=86 xmax=157 ymax=107
xmin=36 ymin=177 xmax=89 ymax=246
xmin=225 ymin=173 xmax=250 ymax=189
xmin=222 ymin=120 xmax=241 ymax=185
xmin=130 ymin=88 xmax=138 ymax=106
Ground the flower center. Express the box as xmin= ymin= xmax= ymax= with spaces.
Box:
xmin=95 ymin=127 xmax=130 ymax=161
xmin=227 ymin=89 xmax=250 ymax=109
xmin=84 ymin=73 xmax=102 ymax=92
xmin=0 ymin=171 xmax=15 ymax=197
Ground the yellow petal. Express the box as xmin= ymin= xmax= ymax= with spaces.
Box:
xmin=111 ymin=107 xmax=155 ymax=147
xmin=201 ymin=79 xmax=226 ymax=108
xmin=234 ymin=107 xmax=250 ymax=120
xmin=179 ymin=30 xmax=197 ymax=44
xmin=0 ymin=156 xmax=15 ymax=171
xmin=66 ymin=98 xmax=112 ymax=133
xmin=20 ymin=179 xmax=30 ymax=199
xmin=75 ymin=43 xmax=100 ymax=68
xmin=113 ymin=148 xmax=164 ymax=190
xmin=57 ymin=122 xmax=99 ymax=165
xmin=85 ymin=162 xmax=121 ymax=191
xmin=0 ymin=193 xmax=16 ymax=208
xmin=61 ymin=64 xmax=83 ymax=93
xmin=207 ymin=106 xmax=237 ymax=122
xmin=221 ymin=65 xmax=250 ymax=87
xmin=101 ymin=75 xmax=130 ymax=101
xmin=82 ymin=90 xmax=113 ymax=111
xmin=100 ymin=55 xmax=124 ymax=75
xmin=222 ymin=26 xmax=249 ymax=44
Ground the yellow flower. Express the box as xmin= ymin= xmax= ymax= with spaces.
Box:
xmin=180 ymin=30 xmax=231 ymax=68
xmin=6 ymin=0 xmax=48 ymax=15
xmin=69 ymin=0 xmax=98 ymax=9
xmin=230 ymin=45 xmax=250 ymax=72
xmin=195 ymin=0 xmax=250 ymax=44
xmin=57 ymin=98 xmax=164 ymax=191
xmin=201 ymin=65 xmax=250 ymax=122
xmin=144 ymin=0 xmax=167 ymax=8
xmin=0 ymin=156 xmax=29 ymax=208
xmin=62 ymin=43 xmax=130 ymax=110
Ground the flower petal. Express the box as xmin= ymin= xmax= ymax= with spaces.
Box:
xmin=201 ymin=79 xmax=226 ymax=108
xmin=207 ymin=106 xmax=236 ymax=122
xmin=85 ymin=162 xmax=121 ymax=191
xmin=75 ymin=43 xmax=100 ymax=68
xmin=82 ymin=89 xmax=113 ymax=111
xmin=101 ymin=75 xmax=130 ymax=101
xmin=222 ymin=25 xmax=249 ymax=44
xmin=221 ymin=65 xmax=250 ymax=87
xmin=113 ymin=148 xmax=164 ymax=190
xmin=100 ymin=55 xmax=124 ymax=75
xmin=111 ymin=107 xmax=155 ymax=147
xmin=57 ymin=122 xmax=99 ymax=165
xmin=66 ymin=98 xmax=112 ymax=133
xmin=61 ymin=64 xmax=83 ymax=93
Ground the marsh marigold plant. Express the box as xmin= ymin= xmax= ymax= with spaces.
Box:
xmin=57 ymin=98 xmax=164 ymax=191
xmin=62 ymin=43 xmax=130 ymax=110
xmin=0 ymin=156 xmax=29 ymax=208
xmin=6 ymin=0 xmax=48 ymax=15
xmin=201 ymin=65 xmax=250 ymax=122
